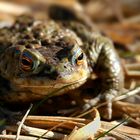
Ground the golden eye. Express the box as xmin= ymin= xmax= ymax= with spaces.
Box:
xmin=21 ymin=53 xmax=34 ymax=72
xmin=76 ymin=52 xmax=84 ymax=66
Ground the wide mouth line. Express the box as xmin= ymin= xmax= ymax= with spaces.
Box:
xmin=14 ymin=77 xmax=88 ymax=88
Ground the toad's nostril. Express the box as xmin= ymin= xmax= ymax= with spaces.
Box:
xmin=64 ymin=65 xmax=67 ymax=68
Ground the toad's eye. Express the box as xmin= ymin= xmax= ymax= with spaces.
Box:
xmin=72 ymin=48 xmax=84 ymax=66
xmin=20 ymin=52 xmax=34 ymax=72
xmin=76 ymin=52 xmax=84 ymax=65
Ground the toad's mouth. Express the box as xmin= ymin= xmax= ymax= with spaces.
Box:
xmin=42 ymin=78 xmax=87 ymax=97
xmin=14 ymin=77 xmax=87 ymax=89
xmin=13 ymin=77 xmax=87 ymax=97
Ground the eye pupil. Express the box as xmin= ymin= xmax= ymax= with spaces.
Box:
xmin=77 ymin=53 xmax=83 ymax=60
xmin=22 ymin=58 xmax=32 ymax=66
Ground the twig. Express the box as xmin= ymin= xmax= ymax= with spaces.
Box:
xmin=36 ymin=120 xmax=67 ymax=140
xmin=126 ymin=63 xmax=140 ymax=70
xmin=0 ymin=1 xmax=30 ymax=15
xmin=115 ymin=86 xmax=140 ymax=101
xmin=126 ymin=71 xmax=140 ymax=77
xmin=27 ymin=115 xmax=86 ymax=122
xmin=130 ymin=80 xmax=136 ymax=89
xmin=124 ymin=63 xmax=140 ymax=77
xmin=16 ymin=104 xmax=33 ymax=140
xmin=21 ymin=123 xmax=65 ymax=139
xmin=0 ymin=134 xmax=47 ymax=140
xmin=26 ymin=116 xmax=85 ymax=130
xmin=123 ymin=14 xmax=140 ymax=24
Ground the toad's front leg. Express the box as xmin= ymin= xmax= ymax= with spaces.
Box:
xmin=88 ymin=35 xmax=124 ymax=119
xmin=65 ymin=21 xmax=124 ymax=119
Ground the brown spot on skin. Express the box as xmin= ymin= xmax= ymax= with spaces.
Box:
xmin=23 ymin=34 xmax=33 ymax=40
xmin=17 ymin=40 xmax=27 ymax=45
xmin=41 ymin=39 xmax=50 ymax=46
xmin=25 ymin=44 xmax=33 ymax=49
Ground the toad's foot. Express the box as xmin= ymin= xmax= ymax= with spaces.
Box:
xmin=82 ymin=90 xmax=117 ymax=120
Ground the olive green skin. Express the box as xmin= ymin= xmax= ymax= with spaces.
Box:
xmin=0 ymin=15 xmax=123 ymax=117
